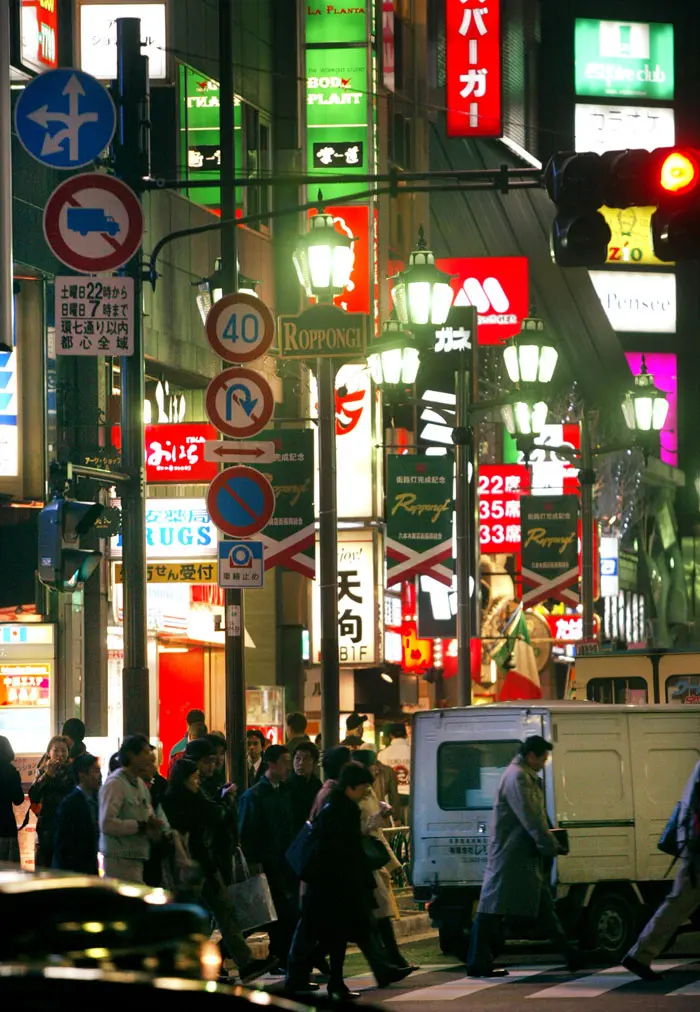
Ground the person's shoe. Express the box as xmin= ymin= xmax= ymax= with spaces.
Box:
xmin=376 ymin=966 xmax=418 ymax=987
xmin=327 ymin=985 xmax=361 ymax=1000
xmin=282 ymin=982 xmax=321 ymax=995
xmin=238 ymin=956 xmax=279 ymax=984
xmin=621 ymin=955 xmax=665 ymax=982
xmin=467 ymin=967 xmax=509 ymax=978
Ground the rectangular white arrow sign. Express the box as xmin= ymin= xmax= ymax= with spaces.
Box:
xmin=204 ymin=440 xmax=276 ymax=464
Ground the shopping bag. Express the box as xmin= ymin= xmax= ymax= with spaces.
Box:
xmin=226 ymin=848 xmax=278 ymax=932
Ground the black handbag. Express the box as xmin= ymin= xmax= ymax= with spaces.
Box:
xmin=658 ymin=801 xmax=682 ymax=858
xmin=285 ymin=820 xmax=320 ymax=880
xmin=362 ymin=834 xmax=391 ymax=870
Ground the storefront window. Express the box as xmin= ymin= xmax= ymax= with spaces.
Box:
xmin=586 ymin=677 xmax=648 ymax=704
xmin=438 ymin=740 xmax=518 ymax=810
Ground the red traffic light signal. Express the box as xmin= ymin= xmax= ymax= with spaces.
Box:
xmin=659 ymin=149 xmax=699 ymax=195
xmin=546 ymin=146 xmax=700 ymax=266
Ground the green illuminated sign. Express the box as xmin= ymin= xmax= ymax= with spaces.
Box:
xmin=305 ymin=4 xmax=368 ymax=44
xmin=178 ymin=64 xmax=243 ymax=212
xmin=306 ymin=47 xmax=368 ymax=199
xmin=575 ymin=19 xmax=674 ymax=100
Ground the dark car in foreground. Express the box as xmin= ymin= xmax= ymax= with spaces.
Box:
xmin=0 ymin=865 xmax=214 ymax=979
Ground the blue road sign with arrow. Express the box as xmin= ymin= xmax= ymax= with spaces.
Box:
xmin=14 ymin=68 xmax=117 ymax=170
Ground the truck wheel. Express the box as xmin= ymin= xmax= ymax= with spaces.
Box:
xmin=439 ymin=926 xmax=469 ymax=961
xmin=583 ymin=891 xmax=637 ymax=962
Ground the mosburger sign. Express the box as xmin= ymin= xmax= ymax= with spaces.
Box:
xmin=277 ymin=303 xmax=368 ymax=360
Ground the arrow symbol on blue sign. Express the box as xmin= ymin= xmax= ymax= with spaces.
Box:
xmin=227 ymin=383 xmax=258 ymax=419
xmin=27 ymin=74 xmax=99 ymax=162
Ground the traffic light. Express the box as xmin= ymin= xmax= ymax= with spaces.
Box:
xmin=38 ymin=498 xmax=105 ymax=590
xmin=545 ymin=146 xmax=700 ymax=266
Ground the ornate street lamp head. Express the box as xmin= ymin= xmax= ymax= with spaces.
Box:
xmin=390 ymin=227 xmax=454 ymax=328
xmin=622 ymin=355 xmax=669 ymax=433
xmin=367 ymin=319 xmax=421 ymax=393
xmin=502 ymin=316 xmax=559 ymax=385
xmin=293 ymin=202 xmax=354 ymax=300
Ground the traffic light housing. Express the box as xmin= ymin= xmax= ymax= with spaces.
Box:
xmin=38 ymin=498 xmax=105 ymax=590
xmin=545 ymin=146 xmax=700 ymax=266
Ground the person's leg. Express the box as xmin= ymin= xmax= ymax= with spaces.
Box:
xmin=466 ymin=913 xmax=502 ymax=974
xmin=376 ymin=917 xmax=410 ymax=968
xmin=286 ymin=906 xmax=315 ymax=990
xmin=327 ymin=932 xmax=348 ymax=994
xmin=201 ymin=879 xmax=255 ymax=970
xmin=354 ymin=918 xmax=408 ymax=985
xmin=537 ymin=887 xmax=582 ymax=969
xmin=627 ymin=860 xmax=700 ymax=967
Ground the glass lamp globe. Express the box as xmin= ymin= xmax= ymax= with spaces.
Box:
xmin=622 ymin=357 xmax=669 ymax=433
xmin=293 ymin=211 xmax=354 ymax=299
xmin=390 ymin=227 xmax=454 ymax=328
xmin=367 ymin=320 xmax=421 ymax=390
xmin=503 ymin=316 xmax=559 ymax=386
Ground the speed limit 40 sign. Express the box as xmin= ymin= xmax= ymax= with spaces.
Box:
xmin=205 ymin=292 xmax=275 ymax=363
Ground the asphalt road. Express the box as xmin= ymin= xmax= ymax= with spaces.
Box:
xmin=334 ymin=934 xmax=700 ymax=1011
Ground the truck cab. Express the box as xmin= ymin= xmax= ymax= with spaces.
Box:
xmin=571 ymin=649 xmax=700 ymax=705
xmin=411 ymin=702 xmax=700 ymax=962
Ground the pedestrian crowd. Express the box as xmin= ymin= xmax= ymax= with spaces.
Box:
xmin=0 ymin=709 xmax=415 ymax=998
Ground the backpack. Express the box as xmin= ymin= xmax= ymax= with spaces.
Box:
xmin=658 ymin=770 xmax=700 ymax=871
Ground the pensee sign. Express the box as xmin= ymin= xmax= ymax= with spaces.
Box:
xmin=575 ymin=19 xmax=674 ymax=101
xmin=589 ymin=271 xmax=676 ymax=334
xmin=277 ymin=303 xmax=368 ymax=359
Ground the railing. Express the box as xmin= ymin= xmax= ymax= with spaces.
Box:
xmin=384 ymin=825 xmax=411 ymax=890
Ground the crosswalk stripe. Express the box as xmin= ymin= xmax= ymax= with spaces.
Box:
xmin=384 ymin=965 xmax=561 ymax=1001
xmin=345 ymin=965 xmax=455 ymax=991
xmin=668 ymin=980 xmax=700 ymax=996
xmin=526 ymin=960 xmax=696 ymax=999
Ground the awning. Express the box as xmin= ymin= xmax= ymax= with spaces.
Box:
xmin=429 ymin=124 xmax=632 ymax=406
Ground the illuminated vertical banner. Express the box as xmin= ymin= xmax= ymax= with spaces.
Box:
xmin=446 ymin=0 xmax=502 ymax=138
xmin=20 ymin=0 xmax=58 ymax=73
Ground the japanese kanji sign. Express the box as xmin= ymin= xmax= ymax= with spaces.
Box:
xmin=479 ymin=464 xmax=528 ymax=553
xmin=55 ymin=275 xmax=133 ymax=356
xmin=110 ymin=498 xmax=216 ymax=560
xmin=446 ymin=0 xmax=502 ymax=138
xmin=145 ymin=422 xmax=218 ymax=483
xmin=256 ymin=429 xmax=315 ymax=578
xmin=114 ymin=561 xmax=218 ymax=584
xmin=386 ymin=455 xmax=454 ymax=587
xmin=311 ymin=528 xmax=382 ymax=666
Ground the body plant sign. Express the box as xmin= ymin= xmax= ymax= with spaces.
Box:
xmin=386 ymin=455 xmax=454 ymax=588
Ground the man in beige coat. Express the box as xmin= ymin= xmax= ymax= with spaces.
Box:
xmin=467 ymin=735 xmax=583 ymax=977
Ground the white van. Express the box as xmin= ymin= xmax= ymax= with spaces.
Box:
xmin=411 ymin=702 xmax=700 ymax=962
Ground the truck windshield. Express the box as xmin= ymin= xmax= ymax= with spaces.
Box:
xmin=586 ymin=677 xmax=648 ymax=704
xmin=437 ymin=740 xmax=519 ymax=810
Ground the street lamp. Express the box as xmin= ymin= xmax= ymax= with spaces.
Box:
xmin=367 ymin=319 xmax=421 ymax=392
xmin=500 ymin=399 xmax=549 ymax=436
xmin=390 ymin=227 xmax=454 ymax=328
xmin=292 ymin=206 xmax=357 ymax=751
xmin=194 ymin=257 xmax=258 ymax=324
xmin=500 ymin=316 xmax=558 ymax=437
xmin=621 ymin=356 xmax=669 ymax=433
xmin=293 ymin=210 xmax=354 ymax=300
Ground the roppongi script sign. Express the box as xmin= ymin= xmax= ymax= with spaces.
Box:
xmin=436 ymin=257 xmax=528 ymax=344
xmin=445 ymin=0 xmax=502 ymax=138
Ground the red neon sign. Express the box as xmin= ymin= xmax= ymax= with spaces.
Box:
xmin=21 ymin=0 xmax=58 ymax=73
xmin=436 ymin=257 xmax=528 ymax=344
xmin=479 ymin=464 xmax=529 ymax=553
xmin=446 ymin=0 xmax=502 ymax=138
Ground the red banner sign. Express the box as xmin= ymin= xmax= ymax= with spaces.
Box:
xmin=479 ymin=464 xmax=529 ymax=553
xmin=446 ymin=0 xmax=502 ymax=138
xmin=545 ymin=613 xmax=600 ymax=644
xmin=21 ymin=0 xmax=59 ymax=73
xmin=145 ymin=423 xmax=218 ymax=483
xmin=436 ymin=257 xmax=528 ymax=344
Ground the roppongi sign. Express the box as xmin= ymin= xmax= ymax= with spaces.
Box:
xmin=436 ymin=257 xmax=528 ymax=344
xmin=445 ymin=0 xmax=502 ymax=138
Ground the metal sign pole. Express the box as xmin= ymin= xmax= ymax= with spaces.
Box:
xmin=317 ymin=355 xmax=340 ymax=749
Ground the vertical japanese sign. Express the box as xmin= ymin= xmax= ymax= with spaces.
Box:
xmin=386 ymin=455 xmax=454 ymax=587
xmin=312 ymin=528 xmax=382 ymax=666
xmin=20 ymin=0 xmax=58 ymax=73
xmin=479 ymin=464 xmax=528 ymax=554
xmin=446 ymin=0 xmax=502 ymax=137
xmin=257 ymin=429 xmax=315 ymax=577
xmin=178 ymin=63 xmax=243 ymax=214
xmin=55 ymin=276 xmax=134 ymax=356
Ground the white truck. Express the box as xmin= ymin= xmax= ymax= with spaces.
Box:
xmin=411 ymin=702 xmax=700 ymax=962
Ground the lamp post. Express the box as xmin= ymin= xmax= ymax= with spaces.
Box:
xmin=373 ymin=300 xmax=559 ymax=706
xmin=367 ymin=319 xmax=421 ymax=394
xmin=293 ymin=211 xmax=354 ymax=750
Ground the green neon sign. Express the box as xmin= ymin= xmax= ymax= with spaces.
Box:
xmin=574 ymin=19 xmax=674 ymax=100
xmin=305 ymin=4 xmax=368 ymax=44
xmin=178 ymin=64 xmax=243 ymax=212
xmin=305 ymin=47 xmax=368 ymax=199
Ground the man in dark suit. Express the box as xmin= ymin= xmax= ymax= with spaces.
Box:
xmin=239 ymin=744 xmax=296 ymax=971
xmin=52 ymin=753 xmax=101 ymax=875
xmin=246 ymin=728 xmax=267 ymax=786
